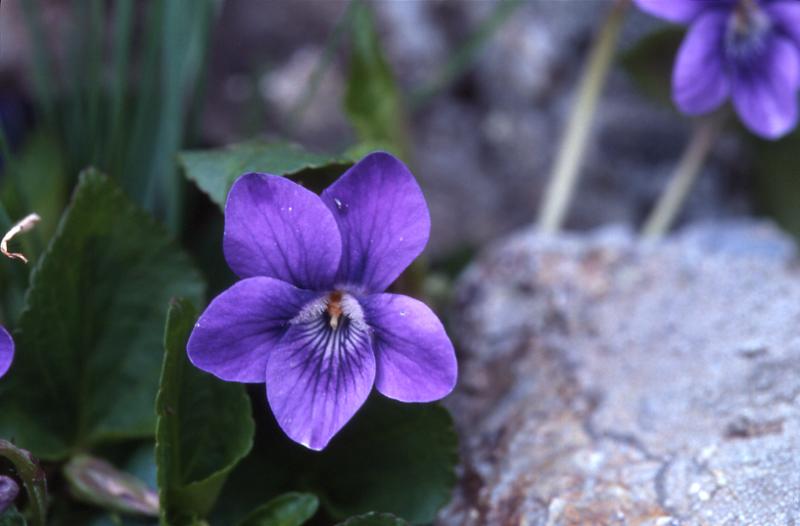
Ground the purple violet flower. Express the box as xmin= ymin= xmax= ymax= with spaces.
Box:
xmin=635 ymin=0 xmax=800 ymax=139
xmin=0 ymin=326 xmax=13 ymax=379
xmin=0 ymin=475 xmax=18 ymax=513
xmin=187 ymin=152 xmax=458 ymax=450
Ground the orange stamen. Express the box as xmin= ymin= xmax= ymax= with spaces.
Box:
xmin=327 ymin=291 xmax=344 ymax=329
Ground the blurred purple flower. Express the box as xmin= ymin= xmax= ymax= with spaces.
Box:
xmin=0 ymin=475 xmax=18 ymax=513
xmin=636 ymin=0 xmax=800 ymax=139
xmin=187 ymin=152 xmax=458 ymax=450
xmin=0 ymin=327 xmax=13 ymax=379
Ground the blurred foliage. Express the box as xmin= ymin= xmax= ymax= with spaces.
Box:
xmin=410 ymin=0 xmax=525 ymax=109
xmin=287 ymin=2 xmax=358 ymax=131
xmin=344 ymin=0 xmax=409 ymax=160
xmin=0 ymin=507 xmax=25 ymax=526
xmin=620 ymin=27 xmax=684 ymax=108
xmin=17 ymin=0 xmax=215 ymax=233
xmin=0 ymin=132 xmax=66 ymax=253
xmin=753 ymin=131 xmax=800 ymax=239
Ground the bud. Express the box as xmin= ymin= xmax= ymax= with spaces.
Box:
xmin=64 ymin=455 xmax=159 ymax=517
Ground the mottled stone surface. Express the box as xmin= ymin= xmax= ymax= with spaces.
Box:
xmin=441 ymin=222 xmax=800 ymax=526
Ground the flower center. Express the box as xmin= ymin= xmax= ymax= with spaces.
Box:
xmin=726 ymin=0 xmax=772 ymax=61
xmin=292 ymin=290 xmax=366 ymax=332
xmin=327 ymin=290 xmax=345 ymax=329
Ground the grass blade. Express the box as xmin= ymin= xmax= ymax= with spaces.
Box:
xmin=410 ymin=0 xmax=523 ymax=109
xmin=105 ymin=0 xmax=135 ymax=171
xmin=18 ymin=0 xmax=57 ymax=126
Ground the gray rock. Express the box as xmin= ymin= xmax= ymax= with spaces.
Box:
xmin=441 ymin=222 xmax=800 ymax=526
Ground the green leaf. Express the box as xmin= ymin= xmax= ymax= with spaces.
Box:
xmin=0 ymin=440 xmax=46 ymax=526
xmin=753 ymin=130 xmax=800 ymax=239
xmin=63 ymin=455 xmax=159 ymax=517
xmin=336 ymin=512 xmax=408 ymax=526
xmin=215 ymin=396 xmax=457 ymax=525
xmin=142 ymin=0 xmax=215 ymax=232
xmin=237 ymin=493 xmax=318 ymax=526
xmin=0 ymin=170 xmax=205 ymax=460
xmin=620 ymin=27 xmax=684 ymax=108
xmin=314 ymin=398 xmax=457 ymax=523
xmin=0 ymin=507 xmax=26 ymax=526
xmin=156 ymin=298 xmax=254 ymax=525
xmin=344 ymin=1 xmax=408 ymax=158
xmin=179 ymin=141 xmax=352 ymax=209
xmin=1 ymin=131 xmax=68 ymax=250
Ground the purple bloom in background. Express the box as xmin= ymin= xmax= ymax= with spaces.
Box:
xmin=187 ymin=152 xmax=457 ymax=450
xmin=0 ymin=475 xmax=18 ymax=513
xmin=0 ymin=326 xmax=13 ymax=379
xmin=636 ymin=0 xmax=800 ymax=138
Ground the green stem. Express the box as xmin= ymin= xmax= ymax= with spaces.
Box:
xmin=537 ymin=0 xmax=628 ymax=233
xmin=641 ymin=115 xmax=721 ymax=239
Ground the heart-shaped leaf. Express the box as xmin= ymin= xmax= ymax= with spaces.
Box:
xmin=215 ymin=396 xmax=457 ymax=525
xmin=313 ymin=397 xmax=457 ymax=523
xmin=0 ymin=170 xmax=205 ymax=460
xmin=0 ymin=507 xmax=25 ymax=526
xmin=179 ymin=141 xmax=352 ymax=209
xmin=620 ymin=27 xmax=684 ymax=108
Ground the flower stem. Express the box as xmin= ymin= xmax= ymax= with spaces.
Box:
xmin=641 ymin=115 xmax=721 ymax=239
xmin=537 ymin=0 xmax=629 ymax=233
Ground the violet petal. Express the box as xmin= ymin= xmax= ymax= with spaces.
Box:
xmin=188 ymin=277 xmax=318 ymax=383
xmin=362 ymin=293 xmax=457 ymax=402
xmin=0 ymin=476 xmax=18 ymax=513
xmin=266 ymin=307 xmax=375 ymax=450
xmin=672 ymin=12 xmax=730 ymax=115
xmin=767 ymin=1 xmax=800 ymax=49
xmin=321 ymin=152 xmax=430 ymax=293
xmin=0 ymin=326 xmax=13 ymax=379
xmin=224 ymin=173 xmax=342 ymax=290
xmin=634 ymin=0 xmax=725 ymax=24
xmin=731 ymin=34 xmax=800 ymax=139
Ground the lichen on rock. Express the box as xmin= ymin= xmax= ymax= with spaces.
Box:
xmin=441 ymin=222 xmax=800 ymax=526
